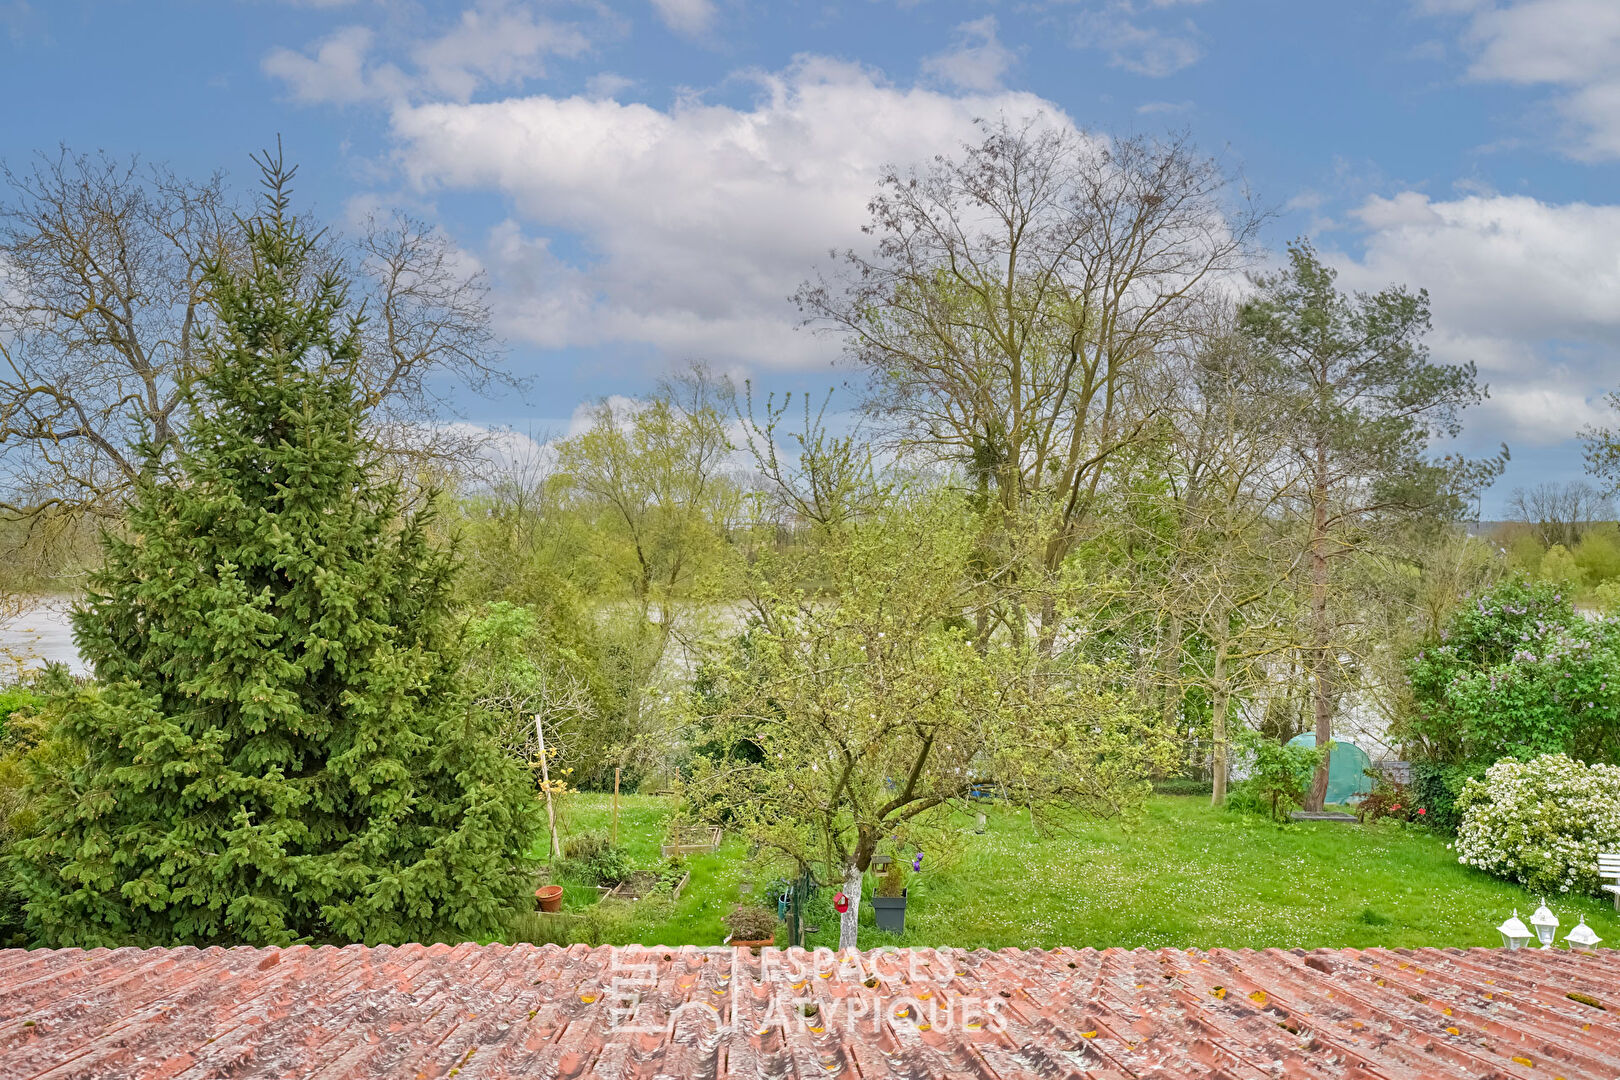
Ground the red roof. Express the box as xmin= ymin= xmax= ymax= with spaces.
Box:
xmin=0 ymin=942 xmax=1616 ymax=1078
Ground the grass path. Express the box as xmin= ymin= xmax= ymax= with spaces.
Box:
xmin=516 ymin=793 xmax=1620 ymax=951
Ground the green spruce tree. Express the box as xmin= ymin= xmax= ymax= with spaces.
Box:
xmin=11 ymin=150 xmax=537 ymax=947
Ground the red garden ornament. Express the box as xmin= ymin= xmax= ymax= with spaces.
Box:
xmin=833 ymin=891 xmax=850 ymax=914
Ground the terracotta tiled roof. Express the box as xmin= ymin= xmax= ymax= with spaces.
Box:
xmin=1 ymin=942 xmax=1617 ymax=1078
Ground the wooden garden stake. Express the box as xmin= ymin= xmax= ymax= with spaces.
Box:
xmin=613 ymin=767 xmax=621 ymax=846
xmin=536 ymin=714 xmax=561 ymax=859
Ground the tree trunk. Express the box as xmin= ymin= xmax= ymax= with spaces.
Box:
xmin=1210 ymin=640 xmax=1230 ymax=807
xmin=1160 ymin=608 xmax=1183 ymax=732
xmin=535 ymin=713 xmax=561 ymax=859
xmin=838 ymin=862 xmax=863 ymax=951
xmin=1304 ymin=446 xmax=1333 ymax=812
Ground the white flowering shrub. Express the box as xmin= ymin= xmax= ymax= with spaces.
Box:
xmin=1455 ymin=754 xmax=1620 ymax=894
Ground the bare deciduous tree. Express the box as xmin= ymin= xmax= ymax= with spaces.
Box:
xmin=0 ymin=151 xmax=232 ymax=517
xmin=1506 ymin=480 xmax=1613 ymax=548
xmin=0 ymin=147 xmax=512 ymax=521
xmin=1149 ymin=312 xmax=1307 ymax=803
xmin=798 ymin=118 xmax=1261 ymax=652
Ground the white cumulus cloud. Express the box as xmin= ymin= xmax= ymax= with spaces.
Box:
xmin=1426 ymin=0 xmax=1620 ymax=158
xmin=263 ymin=25 xmax=408 ymax=105
xmin=390 ymin=57 xmax=1068 ymax=368
xmin=1331 ymin=190 xmax=1620 ymax=444
xmin=264 ymin=1 xmax=597 ymax=106
xmin=1070 ymin=1 xmax=1206 ymax=77
xmin=649 ymin=0 xmax=718 ymax=37
xmin=921 ymin=16 xmax=1019 ymax=91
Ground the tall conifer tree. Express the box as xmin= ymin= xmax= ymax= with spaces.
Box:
xmin=12 ymin=150 xmax=536 ymax=947
xmin=1239 ymin=241 xmax=1499 ymax=811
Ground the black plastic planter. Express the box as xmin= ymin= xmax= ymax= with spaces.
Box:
xmin=872 ymin=890 xmax=906 ymax=934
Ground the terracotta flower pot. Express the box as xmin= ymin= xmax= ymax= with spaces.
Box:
xmin=536 ymin=885 xmax=564 ymax=913
xmin=731 ymin=936 xmax=774 ymax=952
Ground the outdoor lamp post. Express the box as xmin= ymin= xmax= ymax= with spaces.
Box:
xmin=1498 ymin=910 xmax=1532 ymax=950
xmin=1530 ymin=899 xmax=1559 ymax=949
xmin=1566 ymin=915 xmax=1602 ymax=950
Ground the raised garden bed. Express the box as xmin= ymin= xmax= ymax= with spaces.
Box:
xmin=660 ymin=825 xmax=722 ymax=858
xmin=607 ymin=869 xmax=690 ymax=902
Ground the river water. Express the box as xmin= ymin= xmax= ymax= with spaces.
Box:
xmin=1 ymin=599 xmax=87 ymax=675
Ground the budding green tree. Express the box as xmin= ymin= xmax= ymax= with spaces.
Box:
xmin=690 ymin=490 xmax=1175 ymax=950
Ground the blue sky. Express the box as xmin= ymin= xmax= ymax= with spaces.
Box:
xmin=4 ymin=0 xmax=1619 ymax=515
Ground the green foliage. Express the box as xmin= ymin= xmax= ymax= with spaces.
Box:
xmin=1237 ymin=240 xmax=1498 ymax=808
xmin=1353 ymin=771 xmax=1412 ymax=824
xmin=723 ymin=903 xmax=778 ymax=941
xmin=1403 ymin=579 xmax=1620 ymax=767
xmin=644 ymin=858 xmax=688 ymax=896
xmin=1538 ymin=544 xmax=1583 ymax=588
xmin=452 ymin=371 xmax=742 ymax=790
xmin=1455 ymin=754 xmax=1620 ymax=895
xmin=558 ymin=832 xmax=634 ymax=887
xmin=1573 ymin=526 xmax=1620 ymax=584
xmin=0 ymin=675 xmax=57 ymax=945
xmin=509 ymin=898 xmax=668 ymax=948
xmin=8 ymin=156 xmax=538 ymax=948
xmin=459 ymin=599 xmax=615 ymax=784
xmin=1152 ymin=778 xmax=1215 ymax=797
xmin=1226 ymin=729 xmax=1328 ymax=822
xmin=1238 ymin=242 xmax=1493 ymax=517
xmin=0 ymin=685 xmax=42 ymax=736
xmin=1407 ymin=761 xmax=1476 ymax=835
xmin=875 ymin=859 xmax=908 ymax=898
xmin=689 ymin=489 xmax=1176 ymax=888
xmin=1497 ymin=526 xmax=1545 ymax=575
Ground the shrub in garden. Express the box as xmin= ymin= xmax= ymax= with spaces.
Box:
xmin=1454 ymin=754 xmax=1620 ymax=894
xmin=1152 ymin=778 xmax=1215 ymax=797
xmin=0 ymin=684 xmax=42 ymax=737
xmin=1404 ymin=579 xmax=1620 ymax=768
xmin=1354 ymin=771 xmax=1413 ymax=824
xmin=875 ymin=859 xmax=908 ymax=898
xmin=642 ymin=859 xmax=688 ymax=896
xmin=1225 ymin=729 xmax=1328 ymax=822
xmin=559 ymin=832 xmax=634 ymax=887
xmin=1408 ymin=761 xmax=1475 ymax=834
xmin=724 ymin=904 xmax=778 ymax=941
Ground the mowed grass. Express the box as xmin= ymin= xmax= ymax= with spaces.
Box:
xmin=513 ymin=792 xmax=1620 ymax=951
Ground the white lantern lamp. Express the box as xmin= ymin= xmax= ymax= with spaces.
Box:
xmin=1498 ymin=910 xmax=1531 ymax=950
xmin=1565 ymin=915 xmax=1602 ymax=950
xmin=1530 ymin=899 xmax=1559 ymax=950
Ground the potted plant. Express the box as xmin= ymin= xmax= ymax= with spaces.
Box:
xmin=724 ymin=904 xmax=778 ymax=950
xmin=872 ymin=859 xmax=907 ymax=933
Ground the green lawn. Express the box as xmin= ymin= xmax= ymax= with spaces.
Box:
xmin=509 ymin=793 xmax=1620 ymax=952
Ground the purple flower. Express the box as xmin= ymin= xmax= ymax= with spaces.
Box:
xmin=912 ymin=853 xmax=924 ymax=872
